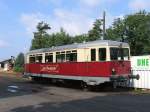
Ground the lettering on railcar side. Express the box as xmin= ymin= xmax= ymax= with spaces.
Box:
xmin=40 ymin=65 xmax=59 ymax=73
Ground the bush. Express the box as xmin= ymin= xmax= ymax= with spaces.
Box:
xmin=13 ymin=52 xmax=25 ymax=73
xmin=13 ymin=66 xmax=24 ymax=73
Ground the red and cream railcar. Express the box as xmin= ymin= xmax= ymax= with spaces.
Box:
xmin=24 ymin=40 xmax=133 ymax=86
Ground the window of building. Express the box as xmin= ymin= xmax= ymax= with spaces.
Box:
xmin=91 ymin=49 xmax=96 ymax=61
xmin=99 ymin=48 xmax=106 ymax=61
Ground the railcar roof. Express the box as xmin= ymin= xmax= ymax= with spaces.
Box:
xmin=27 ymin=40 xmax=129 ymax=54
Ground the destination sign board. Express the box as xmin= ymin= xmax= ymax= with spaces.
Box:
xmin=131 ymin=56 xmax=150 ymax=70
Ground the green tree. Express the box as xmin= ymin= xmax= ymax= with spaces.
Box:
xmin=14 ymin=53 xmax=24 ymax=72
xmin=52 ymin=28 xmax=73 ymax=46
xmin=125 ymin=11 xmax=150 ymax=55
xmin=88 ymin=19 xmax=103 ymax=41
xmin=106 ymin=11 xmax=150 ymax=55
xmin=37 ymin=21 xmax=51 ymax=34
xmin=106 ymin=18 xmax=126 ymax=41
xmin=73 ymin=34 xmax=88 ymax=43
xmin=30 ymin=19 xmax=104 ymax=50
xmin=30 ymin=21 xmax=51 ymax=50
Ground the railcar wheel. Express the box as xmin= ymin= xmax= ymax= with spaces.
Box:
xmin=81 ymin=82 xmax=91 ymax=91
xmin=31 ymin=77 xmax=39 ymax=82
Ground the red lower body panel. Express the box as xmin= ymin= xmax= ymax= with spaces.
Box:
xmin=25 ymin=61 xmax=131 ymax=78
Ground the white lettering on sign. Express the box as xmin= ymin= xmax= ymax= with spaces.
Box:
xmin=40 ymin=65 xmax=59 ymax=73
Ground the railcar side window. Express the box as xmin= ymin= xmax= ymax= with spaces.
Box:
xmin=70 ymin=53 xmax=77 ymax=61
xmin=91 ymin=49 xmax=96 ymax=61
xmin=36 ymin=55 xmax=42 ymax=63
xmin=56 ymin=50 xmax=77 ymax=62
xmin=66 ymin=51 xmax=71 ymax=62
xmin=45 ymin=53 xmax=53 ymax=63
xmin=66 ymin=50 xmax=77 ymax=62
xmin=56 ymin=52 xmax=66 ymax=62
xmin=61 ymin=54 xmax=66 ymax=62
xmin=56 ymin=52 xmax=61 ymax=62
xmin=99 ymin=48 xmax=106 ymax=61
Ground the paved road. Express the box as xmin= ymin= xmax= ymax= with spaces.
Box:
xmin=0 ymin=73 xmax=150 ymax=112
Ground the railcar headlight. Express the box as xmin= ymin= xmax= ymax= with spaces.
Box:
xmin=112 ymin=68 xmax=116 ymax=75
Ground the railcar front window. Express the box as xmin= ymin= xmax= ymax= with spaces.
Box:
xmin=29 ymin=57 xmax=35 ymax=63
xmin=110 ymin=48 xmax=129 ymax=61
xmin=123 ymin=48 xmax=129 ymax=60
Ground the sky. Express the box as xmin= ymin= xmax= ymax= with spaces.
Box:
xmin=0 ymin=0 xmax=150 ymax=61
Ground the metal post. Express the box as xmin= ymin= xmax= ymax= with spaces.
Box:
xmin=102 ymin=11 xmax=106 ymax=40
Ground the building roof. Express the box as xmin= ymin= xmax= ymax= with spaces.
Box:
xmin=27 ymin=40 xmax=129 ymax=54
xmin=0 ymin=59 xmax=11 ymax=63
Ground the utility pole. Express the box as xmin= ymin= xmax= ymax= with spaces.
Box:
xmin=102 ymin=11 xmax=106 ymax=40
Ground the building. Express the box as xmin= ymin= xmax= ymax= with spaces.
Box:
xmin=0 ymin=57 xmax=15 ymax=71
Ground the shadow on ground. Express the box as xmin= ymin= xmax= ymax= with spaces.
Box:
xmin=0 ymin=76 xmax=48 ymax=99
xmin=11 ymin=94 xmax=150 ymax=112
xmin=30 ymin=78 xmax=134 ymax=93
xmin=0 ymin=74 xmax=134 ymax=100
